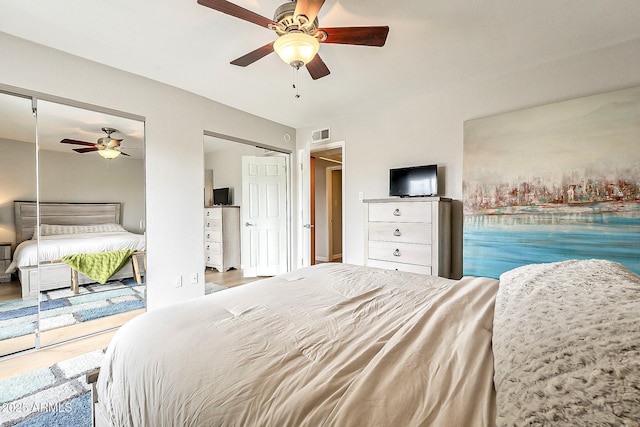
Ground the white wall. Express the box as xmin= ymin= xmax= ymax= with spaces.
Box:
xmin=0 ymin=32 xmax=295 ymax=309
xmin=0 ymin=139 xmax=36 ymax=244
xmin=204 ymin=144 xmax=262 ymax=208
xmin=0 ymin=139 xmax=144 ymax=245
xmin=296 ymin=38 xmax=640 ymax=278
xmin=38 ymin=149 xmax=145 ymax=232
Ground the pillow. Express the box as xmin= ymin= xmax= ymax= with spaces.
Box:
xmin=40 ymin=223 xmax=127 ymax=236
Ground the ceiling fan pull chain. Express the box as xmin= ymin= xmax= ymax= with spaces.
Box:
xmin=293 ymin=65 xmax=301 ymax=99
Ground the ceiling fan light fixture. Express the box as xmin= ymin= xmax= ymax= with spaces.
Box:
xmin=273 ymin=32 xmax=319 ymax=68
xmin=98 ymin=148 xmax=122 ymax=160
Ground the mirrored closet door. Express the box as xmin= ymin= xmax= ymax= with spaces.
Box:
xmin=0 ymin=91 xmax=37 ymax=356
xmin=0 ymin=91 xmax=146 ymax=357
xmin=203 ymin=133 xmax=290 ymax=292
xmin=35 ymin=100 xmax=146 ymax=349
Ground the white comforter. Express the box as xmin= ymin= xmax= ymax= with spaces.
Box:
xmin=97 ymin=263 xmax=499 ymax=427
xmin=6 ymin=231 xmax=146 ymax=273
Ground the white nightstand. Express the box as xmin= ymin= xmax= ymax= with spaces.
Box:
xmin=0 ymin=242 xmax=11 ymax=283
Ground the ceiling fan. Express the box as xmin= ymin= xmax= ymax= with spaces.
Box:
xmin=60 ymin=127 xmax=129 ymax=159
xmin=197 ymin=0 xmax=389 ymax=82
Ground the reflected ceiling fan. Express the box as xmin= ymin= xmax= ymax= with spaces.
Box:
xmin=60 ymin=127 xmax=129 ymax=159
xmin=198 ymin=0 xmax=389 ymax=89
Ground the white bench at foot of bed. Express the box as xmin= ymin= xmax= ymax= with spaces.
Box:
xmin=18 ymin=255 xmax=145 ymax=299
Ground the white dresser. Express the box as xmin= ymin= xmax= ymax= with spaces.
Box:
xmin=204 ymin=206 xmax=241 ymax=272
xmin=364 ymin=197 xmax=452 ymax=278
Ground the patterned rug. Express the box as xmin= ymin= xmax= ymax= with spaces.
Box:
xmin=0 ymin=279 xmax=146 ymax=341
xmin=0 ymin=284 xmax=229 ymax=426
xmin=0 ymin=348 xmax=104 ymax=427
xmin=205 ymin=282 xmax=228 ymax=295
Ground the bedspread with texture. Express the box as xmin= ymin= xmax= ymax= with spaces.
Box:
xmin=493 ymin=259 xmax=640 ymax=426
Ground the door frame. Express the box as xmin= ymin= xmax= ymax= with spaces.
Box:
xmin=204 ymin=130 xmax=293 ymax=274
xmin=326 ymin=165 xmax=342 ymax=262
xmin=299 ymin=140 xmax=345 ymax=266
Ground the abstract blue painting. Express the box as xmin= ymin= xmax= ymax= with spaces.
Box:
xmin=463 ymin=85 xmax=640 ymax=278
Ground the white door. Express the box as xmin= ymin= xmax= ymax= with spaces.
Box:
xmin=242 ymin=155 xmax=288 ymax=277
xmin=298 ymin=147 xmax=312 ymax=268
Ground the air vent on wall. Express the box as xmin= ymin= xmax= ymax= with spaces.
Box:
xmin=311 ymin=127 xmax=330 ymax=144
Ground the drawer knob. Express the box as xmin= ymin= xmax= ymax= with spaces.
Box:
xmin=393 ymin=209 xmax=401 ymax=216
xmin=393 ymin=229 xmax=401 ymax=237
xmin=393 ymin=249 xmax=401 ymax=257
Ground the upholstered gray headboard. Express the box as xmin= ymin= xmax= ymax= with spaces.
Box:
xmin=14 ymin=201 xmax=122 ymax=244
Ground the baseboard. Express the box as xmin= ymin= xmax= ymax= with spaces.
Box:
xmin=330 ymin=253 xmax=342 ymax=261
xmin=315 ymin=256 xmax=329 ymax=263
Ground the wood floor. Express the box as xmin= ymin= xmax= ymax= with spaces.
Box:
xmin=205 ymin=267 xmax=266 ymax=288
xmin=0 ymin=268 xmax=259 ymax=381
xmin=0 ymin=278 xmax=21 ymax=302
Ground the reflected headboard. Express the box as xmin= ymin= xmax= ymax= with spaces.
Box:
xmin=14 ymin=201 xmax=122 ymax=245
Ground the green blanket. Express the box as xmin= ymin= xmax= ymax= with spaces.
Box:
xmin=61 ymin=249 xmax=136 ymax=284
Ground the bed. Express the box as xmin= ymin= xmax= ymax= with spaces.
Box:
xmin=92 ymin=260 xmax=640 ymax=426
xmin=7 ymin=201 xmax=146 ymax=298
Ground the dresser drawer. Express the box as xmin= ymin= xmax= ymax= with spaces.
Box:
xmin=205 ymin=219 xmax=222 ymax=232
xmin=205 ymin=242 xmax=221 ymax=256
xmin=0 ymin=244 xmax=10 ymax=260
xmin=368 ymin=202 xmax=432 ymax=223
xmin=367 ymin=259 xmax=432 ymax=275
xmin=368 ymin=241 xmax=431 ymax=267
xmin=368 ymin=222 xmax=431 ymax=244
xmin=205 ymin=208 xmax=222 ymax=220
xmin=0 ymin=260 xmax=10 ymax=282
xmin=205 ymin=229 xmax=222 ymax=243
xmin=206 ymin=250 xmax=222 ymax=269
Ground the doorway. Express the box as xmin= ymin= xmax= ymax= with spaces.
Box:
xmin=308 ymin=143 xmax=344 ymax=265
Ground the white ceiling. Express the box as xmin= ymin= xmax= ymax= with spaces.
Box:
xmin=1 ymin=0 xmax=640 ymax=129
xmin=0 ymin=93 xmax=145 ymax=158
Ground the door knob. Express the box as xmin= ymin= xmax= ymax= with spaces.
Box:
xmin=303 ymin=224 xmax=315 ymax=229
xmin=245 ymin=222 xmax=256 ymax=227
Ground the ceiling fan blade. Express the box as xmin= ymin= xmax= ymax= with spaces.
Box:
xmin=294 ymin=0 xmax=325 ymax=25
xmin=319 ymin=26 xmax=389 ymax=47
xmin=60 ymin=138 xmax=96 ymax=147
xmin=73 ymin=147 xmax=99 ymax=153
xmin=120 ymin=151 xmax=131 ymax=157
xmin=197 ymin=0 xmax=276 ymax=29
xmin=231 ymin=42 xmax=275 ymax=67
xmin=306 ymin=54 xmax=330 ymax=80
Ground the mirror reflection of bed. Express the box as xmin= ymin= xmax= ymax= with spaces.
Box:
xmin=0 ymin=94 xmax=146 ymax=357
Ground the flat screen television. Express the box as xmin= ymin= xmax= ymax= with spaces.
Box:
xmin=213 ymin=187 xmax=231 ymax=205
xmin=389 ymin=165 xmax=438 ymax=197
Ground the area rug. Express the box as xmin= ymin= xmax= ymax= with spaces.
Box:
xmin=205 ymin=282 xmax=228 ymax=295
xmin=0 ymin=279 xmax=145 ymax=341
xmin=0 ymin=348 xmax=104 ymax=427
